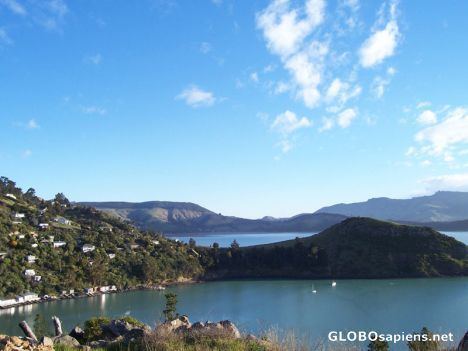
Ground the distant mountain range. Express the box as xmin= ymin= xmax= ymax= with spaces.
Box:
xmin=79 ymin=201 xmax=347 ymax=234
xmin=80 ymin=191 xmax=468 ymax=234
xmin=315 ymin=191 xmax=468 ymax=223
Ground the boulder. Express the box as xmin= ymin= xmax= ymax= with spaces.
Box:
xmin=40 ymin=336 xmax=54 ymax=347
xmin=53 ymin=335 xmax=81 ymax=348
xmin=69 ymin=326 xmax=85 ymax=340
xmin=220 ymin=320 xmax=241 ymax=339
xmin=155 ymin=316 xmax=191 ymax=334
xmin=104 ymin=320 xmax=132 ymax=337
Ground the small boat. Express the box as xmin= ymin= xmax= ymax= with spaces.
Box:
xmin=312 ymin=289 xmax=317 ymax=294
xmin=155 ymin=285 xmax=166 ymax=291
xmin=331 ymin=281 xmax=337 ymax=287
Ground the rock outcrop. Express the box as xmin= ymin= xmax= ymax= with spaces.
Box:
xmin=155 ymin=316 xmax=241 ymax=339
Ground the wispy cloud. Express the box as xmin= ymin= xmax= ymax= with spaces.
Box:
xmin=176 ymin=85 xmax=216 ymax=108
xmin=270 ymin=110 xmax=311 ymax=153
xmin=416 ymin=110 xmax=437 ymax=125
xmin=0 ymin=0 xmax=26 ymax=16
xmin=199 ymin=42 xmax=212 ymax=54
xmin=21 ymin=149 xmax=32 ymax=158
xmin=0 ymin=28 xmax=13 ymax=45
xmin=14 ymin=119 xmax=40 ymax=130
xmin=83 ymin=53 xmax=102 ymax=65
xmin=81 ymin=106 xmax=107 ymax=116
xmin=420 ymin=173 xmax=468 ymax=192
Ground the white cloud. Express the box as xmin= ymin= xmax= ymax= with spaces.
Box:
xmin=256 ymin=0 xmax=327 ymax=108
xmin=337 ymin=108 xmax=357 ymax=128
xmin=0 ymin=0 xmax=26 ymax=15
xmin=414 ymin=108 xmax=468 ymax=156
xmin=417 ymin=101 xmax=431 ymax=109
xmin=176 ymin=85 xmax=216 ymax=108
xmin=211 ymin=0 xmax=222 ymax=5
xmin=81 ymin=106 xmax=107 ymax=115
xmin=319 ymin=117 xmax=334 ymax=132
xmin=250 ymin=72 xmax=259 ymax=83
xmin=45 ymin=0 xmax=68 ymax=18
xmin=84 ymin=53 xmax=102 ymax=65
xmin=271 ymin=110 xmax=311 ymax=135
xmin=359 ymin=1 xmax=400 ymax=68
xmin=325 ymin=78 xmax=361 ymax=105
xmin=27 ymin=119 xmax=39 ymax=129
xmin=256 ymin=0 xmax=325 ymax=57
xmin=199 ymin=42 xmax=211 ymax=54
xmin=417 ymin=110 xmax=437 ymax=125
xmin=274 ymin=81 xmax=291 ymax=94
xmin=420 ymin=173 xmax=468 ymax=192
xmin=270 ymin=110 xmax=311 ymax=153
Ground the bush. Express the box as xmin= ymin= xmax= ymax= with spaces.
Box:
xmin=83 ymin=317 xmax=111 ymax=341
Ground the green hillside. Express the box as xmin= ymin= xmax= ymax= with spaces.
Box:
xmin=0 ymin=177 xmax=202 ymax=298
xmin=201 ymin=217 xmax=467 ymax=279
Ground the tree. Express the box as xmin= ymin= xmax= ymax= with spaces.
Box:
xmin=368 ymin=340 xmax=389 ymax=351
xmin=188 ymin=238 xmax=196 ymax=248
xmin=407 ymin=327 xmax=440 ymax=351
xmin=163 ymin=293 xmax=178 ymax=321
xmin=33 ymin=314 xmax=50 ymax=338
xmin=230 ymin=240 xmax=240 ymax=250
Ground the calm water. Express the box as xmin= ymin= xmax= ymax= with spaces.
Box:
xmin=1 ymin=278 xmax=467 ymax=349
xmin=169 ymin=231 xmax=468 ymax=247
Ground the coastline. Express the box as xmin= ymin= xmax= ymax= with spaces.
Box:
xmin=0 ymin=277 xmax=202 ymax=311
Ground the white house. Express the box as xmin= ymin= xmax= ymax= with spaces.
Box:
xmin=54 ymin=217 xmax=71 ymax=225
xmin=0 ymin=298 xmax=18 ymax=308
xmin=130 ymin=244 xmax=140 ymax=250
xmin=84 ymin=287 xmax=94 ymax=294
xmin=13 ymin=213 xmax=25 ymax=219
xmin=33 ymin=275 xmax=42 ymax=282
xmin=26 ymin=255 xmax=36 ymax=263
xmin=152 ymin=240 xmax=160 ymax=245
xmin=82 ymin=244 xmax=95 ymax=253
xmin=99 ymin=286 xmax=110 ymax=293
xmin=48 ymin=235 xmax=54 ymax=242
xmin=110 ymin=285 xmax=117 ymax=291
xmin=19 ymin=292 xmax=40 ymax=302
xmin=40 ymin=208 xmax=47 ymax=215
xmin=31 ymin=243 xmax=38 ymax=248
xmin=108 ymin=253 xmax=116 ymax=259
xmin=24 ymin=269 xmax=36 ymax=277
xmin=12 ymin=221 xmax=21 ymax=225
xmin=38 ymin=223 xmax=49 ymax=229
xmin=5 ymin=193 xmax=16 ymax=200
xmin=53 ymin=241 xmax=67 ymax=248
xmin=0 ymin=252 xmax=7 ymax=259
xmin=18 ymin=234 xmax=25 ymax=239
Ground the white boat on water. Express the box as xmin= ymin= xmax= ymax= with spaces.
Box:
xmin=332 ymin=281 xmax=337 ymax=287
xmin=312 ymin=289 xmax=317 ymax=294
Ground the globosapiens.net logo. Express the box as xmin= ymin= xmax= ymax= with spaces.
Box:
xmin=328 ymin=330 xmax=454 ymax=344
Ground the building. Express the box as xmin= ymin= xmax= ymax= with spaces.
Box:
xmin=31 ymin=243 xmax=38 ymax=248
xmin=84 ymin=287 xmax=94 ymax=294
xmin=5 ymin=193 xmax=16 ymax=200
xmin=38 ymin=223 xmax=49 ymax=229
xmin=26 ymin=255 xmax=36 ymax=263
xmin=152 ymin=240 xmax=160 ymax=245
xmin=18 ymin=234 xmax=25 ymax=239
xmin=19 ymin=292 xmax=40 ymax=302
xmin=99 ymin=286 xmax=110 ymax=293
xmin=108 ymin=253 xmax=116 ymax=259
xmin=48 ymin=235 xmax=54 ymax=242
xmin=130 ymin=244 xmax=140 ymax=250
xmin=24 ymin=269 xmax=36 ymax=277
xmin=13 ymin=212 xmax=25 ymax=219
xmin=0 ymin=298 xmax=18 ymax=308
xmin=54 ymin=217 xmax=71 ymax=225
xmin=33 ymin=275 xmax=42 ymax=282
xmin=0 ymin=252 xmax=7 ymax=260
xmin=53 ymin=241 xmax=67 ymax=248
xmin=82 ymin=244 xmax=95 ymax=253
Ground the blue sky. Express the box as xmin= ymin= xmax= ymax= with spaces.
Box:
xmin=1 ymin=0 xmax=468 ymax=218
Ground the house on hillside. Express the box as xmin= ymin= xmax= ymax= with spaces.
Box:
xmin=40 ymin=208 xmax=47 ymax=215
xmin=99 ymin=286 xmax=110 ymax=293
xmin=108 ymin=253 xmax=116 ymax=259
xmin=82 ymin=244 xmax=95 ymax=253
xmin=33 ymin=275 xmax=42 ymax=282
xmin=5 ymin=193 xmax=16 ymax=200
xmin=12 ymin=221 xmax=22 ymax=225
xmin=38 ymin=223 xmax=49 ymax=230
xmin=17 ymin=292 xmax=39 ymax=303
xmin=13 ymin=213 xmax=25 ymax=219
xmin=130 ymin=244 xmax=140 ymax=250
xmin=53 ymin=241 xmax=67 ymax=248
xmin=54 ymin=217 xmax=71 ymax=225
xmin=152 ymin=240 xmax=160 ymax=245
xmin=26 ymin=255 xmax=36 ymax=263
xmin=48 ymin=235 xmax=54 ymax=242
xmin=31 ymin=243 xmax=38 ymax=248
xmin=0 ymin=252 xmax=7 ymax=260
xmin=84 ymin=287 xmax=94 ymax=294
xmin=24 ymin=269 xmax=36 ymax=277
xmin=18 ymin=234 xmax=25 ymax=239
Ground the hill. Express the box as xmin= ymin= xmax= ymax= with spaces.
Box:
xmin=0 ymin=177 xmax=202 ymax=298
xmin=315 ymin=191 xmax=468 ymax=222
xmin=79 ymin=201 xmax=347 ymax=234
xmin=201 ymin=217 xmax=467 ymax=279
